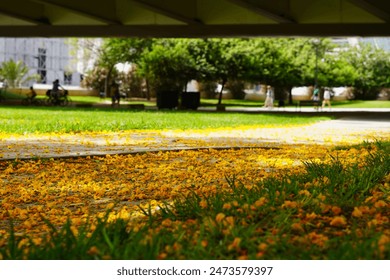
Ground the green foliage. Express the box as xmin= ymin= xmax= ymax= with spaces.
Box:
xmin=98 ymin=38 xmax=153 ymax=68
xmin=0 ymin=60 xmax=40 ymax=88
xmin=304 ymin=151 xmax=389 ymax=205
xmin=340 ymin=42 xmax=390 ymax=99
xmin=90 ymin=38 xmax=390 ymax=101
xmin=81 ymin=66 xmax=118 ymax=93
xmin=117 ymin=67 xmax=146 ymax=98
xmin=90 ymin=38 xmax=154 ymax=96
xmin=225 ymin=80 xmax=246 ymax=99
xmin=197 ymin=81 xmax=217 ymax=98
xmin=137 ymin=39 xmax=197 ymax=92
xmin=187 ymin=39 xmax=256 ymax=104
xmin=250 ymin=38 xmax=287 ymax=85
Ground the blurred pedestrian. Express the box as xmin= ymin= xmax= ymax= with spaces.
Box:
xmin=111 ymin=82 xmax=120 ymax=107
xmin=322 ymin=87 xmax=332 ymax=109
xmin=312 ymin=85 xmax=320 ymax=110
xmin=264 ymin=85 xmax=274 ymax=109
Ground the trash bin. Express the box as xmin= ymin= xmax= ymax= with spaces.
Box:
xmin=156 ymin=90 xmax=179 ymax=109
xmin=181 ymin=91 xmax=200 ymax=110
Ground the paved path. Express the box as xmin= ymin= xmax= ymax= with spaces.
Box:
xmin=199 ymin=106 xmax=390 ymax=113
xmin=0 ymin=110 xmax=389 ymax=161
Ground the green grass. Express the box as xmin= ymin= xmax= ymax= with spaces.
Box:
xmin=0 ymin=90 xmax=23 ymax=100
xmin=68 ymin=96 xmax=157 ymax=106
xmin=330 ymin=100 xmax=390 ymax=108
xmin=201 ymin=99 xmax=390 ymax=108
xmin=2 ymin=90 xmax=390 ymax=108
xmin=63 ymin=95 xmax=390 ymax=108
xmin=1 ymin=141 xmax=389 ymax=259
xmin=0 ymin=106 xmax=330 ymax=134
xmin=201 ymin=99 xmax=263 ymax=107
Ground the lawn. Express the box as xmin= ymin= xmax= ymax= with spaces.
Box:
xmin=0 ymin=106 xmax=389 ymax=260
xmin=200 ymin=98 xmax=390 ymax=108
xmin=2 ymin=90 xmax=390 ymax=109
xmin=329 ymin=100 xmax=390 ymax=108
xmin=0 ymin=106 xmax=330 ymax=134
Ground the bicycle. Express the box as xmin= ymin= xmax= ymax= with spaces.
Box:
xmin=45 ymin=90 xmax=72 ymax=106
xmin=21 ymin=96 xmax=43 ymax=106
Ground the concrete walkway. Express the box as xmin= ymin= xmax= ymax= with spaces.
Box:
xmin=199 ymin=106 xmax=390 ymax=114
xmin=0 ymin=109 xmax=389 ymax=161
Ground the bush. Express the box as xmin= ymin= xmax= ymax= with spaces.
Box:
xmin=197 ymin=81 xmax=217 ymax=99
xmin=81 ymin=66 xmax=119 ymax=94
xmin=117 ymin=68 xmax=146 ymax=98
xmin=225 ymin=80 xmax=246 ymax=99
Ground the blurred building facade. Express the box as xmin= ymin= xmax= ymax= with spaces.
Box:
xmin=0 ymin=38 xmax=81 ymax=86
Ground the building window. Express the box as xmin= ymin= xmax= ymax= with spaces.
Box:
xmin=37 ymin=48 xmax=47 ymax=84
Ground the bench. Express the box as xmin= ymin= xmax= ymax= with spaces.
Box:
xmin=296 ymin=100 xmax=321 ymax=111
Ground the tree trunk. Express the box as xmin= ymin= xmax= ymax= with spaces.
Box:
xmin=218 ymin=79 xmax=227 ymax=105
xmin=145 ymin=79 xmax=151 ymax=101
xmin=288 ymin=86 xmax=293 ymax=105
xmin=104 ymin=64 xmax=115 ymax=97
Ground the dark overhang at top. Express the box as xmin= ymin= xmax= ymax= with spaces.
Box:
xmin=0 ymin=0 xmax=389 ymax=37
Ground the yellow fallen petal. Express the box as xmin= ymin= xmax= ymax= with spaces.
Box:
xmin=330 ymin=216 xmax=347 ymax=227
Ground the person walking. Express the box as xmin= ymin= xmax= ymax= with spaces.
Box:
xmin=111 ymin=82 xmax=120 ymax=107
xmin=322 ymin=87 xmax=332 ymax=110
xmin=264 ymin=85 xmax=274 ymax=109
xmin=312 ymin=85 xmax=320 ymax=110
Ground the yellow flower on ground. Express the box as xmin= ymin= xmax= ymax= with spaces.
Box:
xmin=254 ymin=197 xmax=267 ymax=207
xmin=374 ymin=200 xmax=387 ymax=208
xmin=215 ymin=213 xmax=226 ymax=223
xmin=282 ymin=200 xmax=298 ymax=208
xmin=228 ymin=237 xmax=241 ymax=251
xmin=291 ymin=222 xmax=304 ymax=233
xmin=330 ymin=216 xmax=347 ymax=227
xmin=331 ymin=206 xmax=342 ymax=215
xmin=87 ymin=246 xmax=100 ymax=256
xmin=352 ymin=207 xmax=363 ymax=218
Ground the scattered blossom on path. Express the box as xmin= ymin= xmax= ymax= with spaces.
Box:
xmin=0 ymin=120 xmax=389 ymax=259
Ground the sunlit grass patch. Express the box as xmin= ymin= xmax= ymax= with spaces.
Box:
xmin=0 ymin=106 xmax=330 ymax=136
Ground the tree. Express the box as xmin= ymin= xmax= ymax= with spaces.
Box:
xmin=279 ymin=38 xmax=312 ymax=104
xmin=97 ymin=38 xmax=153 ymax=97
xmin=186 ymin=39 xmax=254 ymax=106
xmin=137 ymin=40 xmax=197 ymax=93
xmin=0 ymin=60 xmax=40 ymax=88
xmin=92 ymin=37 xmax=390 ymax=103
xmin=220 ymin=39 xmax=254 ymax=102
xmin=81 ymin=66 xmax=118 ymax=94
xmin=340 ymin=42 xmax=390 ymax=99
xmin=267 ymin=38 xmax=356 ymax=103
xmin=67 ymin=38 xmax=102 ymax=75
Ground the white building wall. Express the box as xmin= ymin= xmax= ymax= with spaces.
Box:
xmin=0 ymin=38 xmax=80 ymax=87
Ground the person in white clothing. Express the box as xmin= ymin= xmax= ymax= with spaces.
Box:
xmin=322 ymin=88 xmax=332 ymax=109
xmin=264 ymin=85 xmax=274 ymax=109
